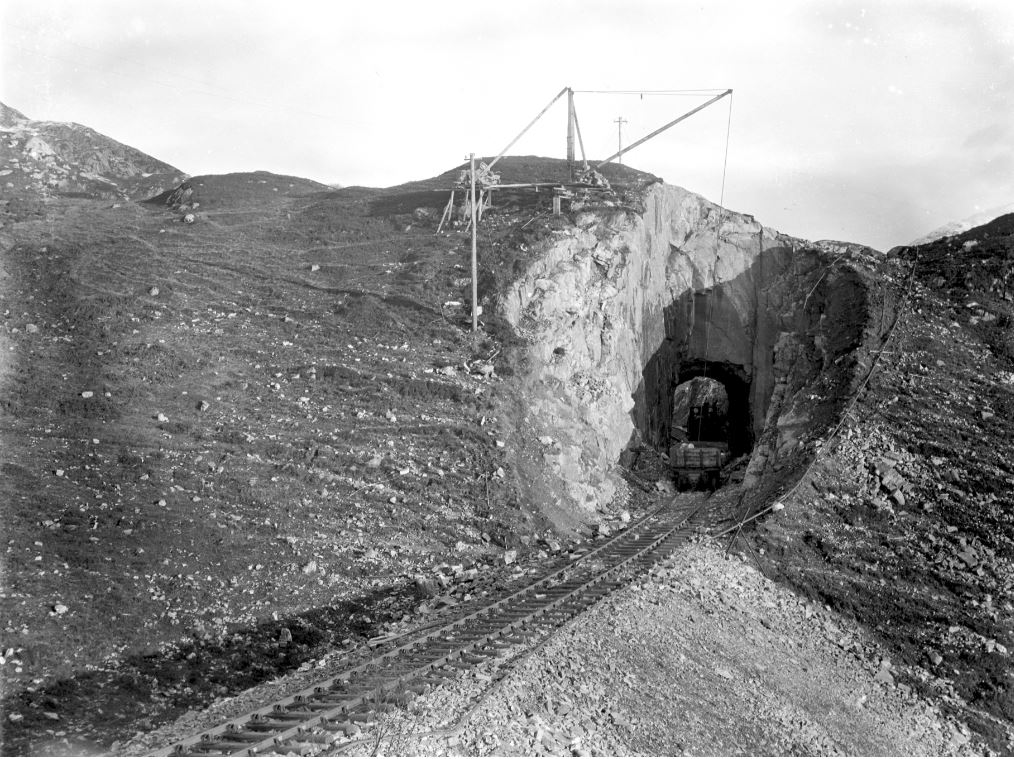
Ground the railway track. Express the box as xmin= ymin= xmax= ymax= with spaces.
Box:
xmin=150 ymin=493 xmax=718 ymax=757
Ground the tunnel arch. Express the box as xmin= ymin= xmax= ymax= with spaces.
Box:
xmin=674 ymin=359 xmax=753 ymax=456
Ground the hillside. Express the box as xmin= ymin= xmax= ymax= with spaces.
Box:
xmin=0 ymin=102 xmax=185 ymax=202
xmin=0 ymin=163 xmax=566 ymax=754
xmin=748 ymin=217 xmax=1014 ymax=749
xmin=0 ymin=145 xmax=1011 ymax=756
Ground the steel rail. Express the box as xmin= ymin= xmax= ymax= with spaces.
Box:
xmin=150 ymin=497 xmax=707 ymax=756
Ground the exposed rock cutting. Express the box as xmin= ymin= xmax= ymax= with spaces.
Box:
xmin=499 ymin=182 xmax=880 ymax=519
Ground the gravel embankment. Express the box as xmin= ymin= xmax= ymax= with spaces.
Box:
xmin=348 ymin=540 xmax=980 ymax=756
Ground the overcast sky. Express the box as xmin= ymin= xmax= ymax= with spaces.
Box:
xmin=2 ymin=0 xmax=1012 ymax=250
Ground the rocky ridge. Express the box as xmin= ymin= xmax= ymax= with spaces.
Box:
xmin=0 ymin=102 xmax=185 ymax=201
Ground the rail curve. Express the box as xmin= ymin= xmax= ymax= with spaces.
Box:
xmin=149 ymin=493 xmax=718 ymax=756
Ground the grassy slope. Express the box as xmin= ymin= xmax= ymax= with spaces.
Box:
xmin=0 ymin=171 xmax=556 ymax=753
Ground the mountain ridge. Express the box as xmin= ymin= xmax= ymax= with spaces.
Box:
xmin=910 ymin=202 xmax=1014 ymax=246
xmin=0 ymin=101 xmax=186 ymax=200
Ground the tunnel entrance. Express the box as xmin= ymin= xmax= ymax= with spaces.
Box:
xmin=665 ymin=363 xmax=753 ymax=490
xmin=671 ymin=361 xmax=753 ymax=457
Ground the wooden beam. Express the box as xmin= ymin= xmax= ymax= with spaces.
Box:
xmin=487 ymin=87 xmax=569 ymax=173
xmin=435 ymin=189 xmax=455 ymax=234
xmin=572 ymin=103 xmax=589 ymax=171
xmin=596 ymin=89 xmax=732 ymax=168
xmin=566 ymin=88 xmax=575 ymax=177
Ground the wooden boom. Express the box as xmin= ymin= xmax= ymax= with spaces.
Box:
xmin=595 ymin=89 xmax=732 ymax=168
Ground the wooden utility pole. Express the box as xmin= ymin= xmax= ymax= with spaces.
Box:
xmin=469 ymin=153 xmax=478 ymax=332
xmin=598 ymin=90 xmax=732 ymax=168
xmin=614 ymin=116 xmax=627 ymax=164
xmin=566 ymin=88 xmax=575 ymax=178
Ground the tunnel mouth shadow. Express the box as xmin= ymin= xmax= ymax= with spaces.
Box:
xmin=629 ymin=246 xmax=874 ymax=499
xmin=671 ymin=362 xmax=753 ymax=457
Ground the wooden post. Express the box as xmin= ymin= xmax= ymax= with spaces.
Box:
xmin=470 ymin=153 xmax=478 ymax=332
xmin=573 ymin=105 xmax=589 ymax=171
xmin=436 ymin=189 xmax=454 ymax=234
xmin=566 ymin=88 xmax=575 ymax=178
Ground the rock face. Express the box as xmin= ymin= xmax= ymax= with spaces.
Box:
xmin=0 ymin=101 xmax=185 ymax=200
xmin=499 ymin=183 xmax=876 ymax=518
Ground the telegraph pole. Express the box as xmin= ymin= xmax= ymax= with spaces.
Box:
xmin=469 ymin=153 xmax=478 ymax=332
xmin=614 ymin=116 xmax=627 ymax=164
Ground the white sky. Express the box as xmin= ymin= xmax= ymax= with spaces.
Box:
xmin=2 ymin=0 xmax=1012 ymax=250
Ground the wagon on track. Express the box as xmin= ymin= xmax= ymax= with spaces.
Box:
xmin=670 ymin=441 xmax=730 ymax=490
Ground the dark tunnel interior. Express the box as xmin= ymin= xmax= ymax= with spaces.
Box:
xmin=672 ymin=360 xmax=754 ymax=457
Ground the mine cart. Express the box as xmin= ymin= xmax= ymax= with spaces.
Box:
xmin=671 ymin=441 xmax=730 ymax=490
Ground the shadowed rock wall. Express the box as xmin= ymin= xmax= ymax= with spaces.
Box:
xmin=499 ymin=182 xmax=873 ymax=521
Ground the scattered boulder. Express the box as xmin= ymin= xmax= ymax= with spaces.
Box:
xmin=414 ymin=576 xmax=439 ymax=597
xmin=166 ymin=183 xmax=193 ymax=209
